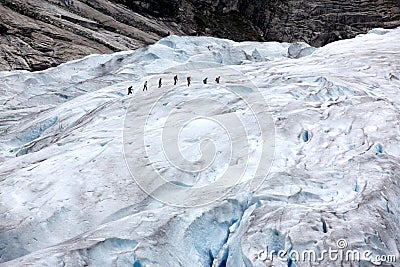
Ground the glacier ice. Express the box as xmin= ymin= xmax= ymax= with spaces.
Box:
xmin=1 ymin=29 xmax=400 ymax=266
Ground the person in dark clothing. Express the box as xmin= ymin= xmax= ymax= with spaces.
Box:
xmin=187 ymin=76 xmax=191 ymax=87
xmin=158 ymin=78 xmax=162 ymax=88
xmin=203 ymin=77 xmax=208 ymax=84
xmin=174 ymin=75 xmax=178 ymax=85
xmin=128 ymin=86 xmax=133 ymax=95
xmin=143 ymin=81 xmax=148 ymax=91
xmin=215 ymin=76 xmax=220 ymax=84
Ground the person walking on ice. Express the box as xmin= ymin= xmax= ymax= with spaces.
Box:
xmin=127 ymin=86 xmax=133 ymax=95
xmin=187 ymin=76 xmax=191 ymax=87
xmin=215 ymin=76 xmax=220 ymax=84
xmin=158 ymin=78 xmax=162 ymax=88
xmin=143 ymin=81 xmax=148 ymax=91
xmin=174 ymin=75 xmax=178 ymax=85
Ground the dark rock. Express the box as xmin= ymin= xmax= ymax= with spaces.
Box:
xmin=0 ymin=22 xmax=8 ymax=33
xmin=109 ymin=0 xmax=400 ymax=46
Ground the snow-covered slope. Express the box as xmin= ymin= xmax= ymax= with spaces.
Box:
xmin=1 ymin=29 xmax=400 ymax=266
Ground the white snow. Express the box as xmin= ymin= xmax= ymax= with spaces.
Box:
xmin=1 ymin=28 xmax=400 ymax=266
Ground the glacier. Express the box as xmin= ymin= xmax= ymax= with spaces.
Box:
xmin=0 ymin=28 xmax=400 ymax=266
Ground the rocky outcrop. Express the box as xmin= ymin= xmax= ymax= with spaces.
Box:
xmin=113 ymin=0 xmax=400 ymax=46
xmin=0 ymin=0 xmax=399 ymax=71
xmin=0 ymin=0 xmax=181 ymax=71
xmin=238 ymin=0 xmax=400 ymax=46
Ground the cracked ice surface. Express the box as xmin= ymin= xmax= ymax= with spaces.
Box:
xmin=0 ymin=29 xmax=400 ymax=266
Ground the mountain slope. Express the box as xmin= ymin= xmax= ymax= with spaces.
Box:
xmin=0 ymin=0 xmax=179 ymax=71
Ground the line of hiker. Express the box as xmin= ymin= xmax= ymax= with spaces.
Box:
xmin=128 ymin=75 xmax=221 ymax=95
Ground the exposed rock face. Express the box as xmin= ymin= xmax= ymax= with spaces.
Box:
xmin=0 ymin=0 xmax=181 ymax=71
xmin=0 ymin=0 xmax=399 ymax=71
xmin=238 ymin=0 xmax=400 ymax=46
xmin=115 ymin=0 xmax=399 ymax=46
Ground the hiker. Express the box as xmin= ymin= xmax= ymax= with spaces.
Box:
xmin=203 ymin=77 xmax=208 ymax=84
xmin=174 ymin=75 xmax=178 ymax=85
xmin=128 ymin=86 xmax=133 ymax=95
xmin=187 ymin=76 xmax=191 ymax=87
xmin=158 ymin=78 xmax=162 ymax=88
xmin=143 ymin=81 xmax=148 ymax=91
xmin=215 ymin=76 xmax=220 ymax=84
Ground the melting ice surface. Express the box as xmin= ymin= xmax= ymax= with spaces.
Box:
xmin=0 ymin=28 xmax=400 ymax=266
